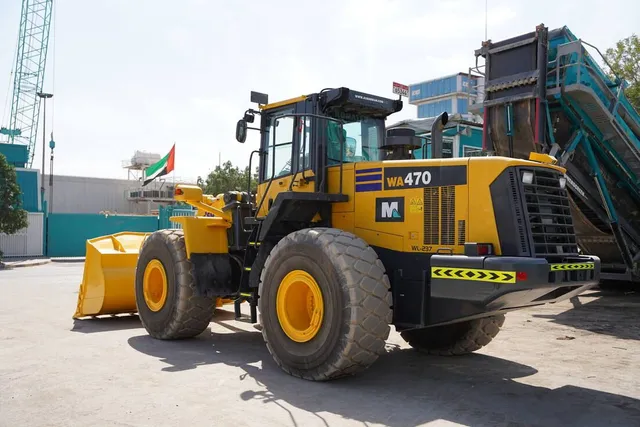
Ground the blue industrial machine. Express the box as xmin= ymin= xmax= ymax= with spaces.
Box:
xmin=473 ymin=24 xmax=640 ymax=287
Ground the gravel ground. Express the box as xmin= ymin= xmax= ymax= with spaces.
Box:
xmin=1 ymin=263 xmax=639 ymax=427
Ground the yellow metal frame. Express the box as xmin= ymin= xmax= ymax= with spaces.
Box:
xmin=529 ymin=151 xmax=561 ymax=168
xmin=171 ymin=216 xmax=230 ymax=258
xmin=276 ymin=270 xmax=324 ymax=343
xmin=170 ymin=184 xmax=234 ymax=258
xmin=173 ymin=184 xmax=232 ymax=222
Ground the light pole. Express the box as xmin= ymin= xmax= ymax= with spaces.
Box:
xmin=37 ymin=92 xmax=53 ymax=212
xmin=49 ymin=133 xmax=55 ymax=213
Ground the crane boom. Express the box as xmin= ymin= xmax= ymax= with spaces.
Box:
xmin=2 ymin=0 xmax=53 ymax=168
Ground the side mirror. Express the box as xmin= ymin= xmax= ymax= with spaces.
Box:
xmin=236 ymin=119 xmax=247 ymax=143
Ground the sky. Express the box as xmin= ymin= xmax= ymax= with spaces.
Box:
xmin=0 ymin=0 xmax=638 ymax=182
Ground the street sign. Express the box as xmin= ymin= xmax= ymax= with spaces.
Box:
xmin=392 ymin=82 xmax=409 ymax=97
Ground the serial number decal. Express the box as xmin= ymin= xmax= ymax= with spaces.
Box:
xmin=384 ymin=166 xmax=467 ymax=190
xmin=411 ymin=245 xmax=433 ymax=252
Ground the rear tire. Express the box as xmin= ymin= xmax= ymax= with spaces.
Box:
xmin=400 ymin=315 xmax=505 ymax=356
xmin=258 ymin=227 xmax=392 ymax=381
xmin=135 ymin=229 xmax=216 ymax=339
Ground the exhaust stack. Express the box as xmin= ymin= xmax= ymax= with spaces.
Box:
xmin=431 ymin=112 xmax=449 ymax=159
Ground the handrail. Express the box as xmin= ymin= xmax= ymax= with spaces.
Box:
xmin=247 ymin=149 xmax=261 ymax=196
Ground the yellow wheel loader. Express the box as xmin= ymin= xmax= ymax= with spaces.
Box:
xmin=73 ymin=87 xmax=601 ymax=381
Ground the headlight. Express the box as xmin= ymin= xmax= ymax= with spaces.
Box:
xmin=522 ymin=171 xmax=534 ymax=184
xmin=559 ymin=176 xmax=567 ymax=189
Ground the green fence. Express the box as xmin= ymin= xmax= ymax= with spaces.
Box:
xmin=158 ymin=205 xmax=195 ymax=229
xmin=47 ymin=213 xmax=160 ymax=257
xmin=45 ymin=206 xmax=197 ymax=257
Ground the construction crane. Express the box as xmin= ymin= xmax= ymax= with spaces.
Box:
xmin=1 ymin=0 xmax=53 ymax=169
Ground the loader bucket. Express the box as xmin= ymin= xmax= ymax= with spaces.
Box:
xmin=73 ymin=232 xmax=150 ymax=319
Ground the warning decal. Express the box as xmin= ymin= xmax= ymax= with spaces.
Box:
xmin=550 ymin=262 xmax=595 ymax=271
xmin=431 ymin=267 xmax=516 ymax=284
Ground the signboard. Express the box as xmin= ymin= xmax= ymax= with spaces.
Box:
xmin=392 ymin=82 xmax=409 ymax=97
xmin=442 ymin=138 xmax=453 ymax=158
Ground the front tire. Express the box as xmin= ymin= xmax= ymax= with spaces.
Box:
xmin=400 ymin=315 xmax=505 ymax=356
xmin=135 ymin=229 xmax=216 ymax=339
xmin=258 ymin=227 xmax=392 ymax=381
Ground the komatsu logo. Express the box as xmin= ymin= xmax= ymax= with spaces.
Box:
xmin=382 ymin=202 xmax=400 ymax=218
xmin=376 ymin=197 xmax=404 ymax=222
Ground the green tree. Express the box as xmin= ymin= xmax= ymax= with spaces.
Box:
xmin=196 ymin=176 xmax=205 ymax=189
xmin=204 ymin=160 xmax=258 ymax=196
xmin=604 ymin=34 xmax=640 ymax=112
xmin=0 ymin=153 xmax=28 ymax=260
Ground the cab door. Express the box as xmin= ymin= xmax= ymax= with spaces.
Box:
xmin=255 ymin=100 xmax=315 ymax=218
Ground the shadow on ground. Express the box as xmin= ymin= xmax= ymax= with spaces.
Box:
xmin=127 ymin=322 xmax=640 ymax=427
xmin=535 ymin=289 xmax=640 ymax=341
xmin=71 ymin=314 xmax=142 ymax=334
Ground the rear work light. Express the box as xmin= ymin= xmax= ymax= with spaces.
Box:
xmin=464 ymin=243 xmax=494 ymax=256
xmin=559 ymin=176 xmax=567 ymax=189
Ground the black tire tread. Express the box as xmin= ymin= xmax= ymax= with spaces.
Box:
xmin=137 ymin=229 xmax=216 ymax=340
xmin=401 ymin=315 xmax=505 ymax=356
xmin=259 ymin=227 xmax=392 ymax=381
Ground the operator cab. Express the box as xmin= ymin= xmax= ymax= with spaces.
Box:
xmin=235 ymin=87 xmax=407 ymax=196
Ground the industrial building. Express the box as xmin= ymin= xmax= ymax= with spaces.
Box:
xmin=388 ymin=72 xmax=486 ymax=159
xmin=0 ymin=143 xmax=193 ymax=258
xmin=3 ymin=145 xmax=186 ymax=216
xmin=409 ymin=72 xmax=484 ymax=118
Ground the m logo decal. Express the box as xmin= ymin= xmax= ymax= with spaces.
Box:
xmin=376 ymin=197 xmax=404 ymax=222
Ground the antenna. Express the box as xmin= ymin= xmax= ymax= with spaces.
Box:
xmin=485 ymin=0 xmax=488 ymax=41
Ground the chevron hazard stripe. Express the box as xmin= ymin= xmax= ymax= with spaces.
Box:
xmin=550 ymin=262 xmax=595 ymax=271
xmin=431 ymin=267 xmax=516 ymax=283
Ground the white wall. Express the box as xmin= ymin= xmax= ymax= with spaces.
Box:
xmin=0 ymin=213 xmax=44 ymax=258
xmin=42 ymin=174 xmax=175 ymax=214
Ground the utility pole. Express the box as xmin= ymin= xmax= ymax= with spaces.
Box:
xmin=37 ymin=92 xmax=53 ymax=212
xmin=49 ymin=133 xmax=55 ymax=212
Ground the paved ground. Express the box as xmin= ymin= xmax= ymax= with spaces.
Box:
xmin=1 ymin=263 xmax=639 ymax=427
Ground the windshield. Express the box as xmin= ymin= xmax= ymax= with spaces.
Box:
xmin=326 ymin=117 xmax=385 ymax=165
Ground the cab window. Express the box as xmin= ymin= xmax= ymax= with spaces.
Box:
xmin=327 ymin=118 xmax=384 ymax=165
xmin=298 ymin=117 xmax=311 ymax=171
xmin=263 ymin=113 xmax=295 ymax=180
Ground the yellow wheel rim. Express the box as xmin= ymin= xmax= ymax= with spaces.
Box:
xmin=276 ymin=270 xmax=324 ymax=343
xmin=142 ymin=259 xmax=168 ymax=312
